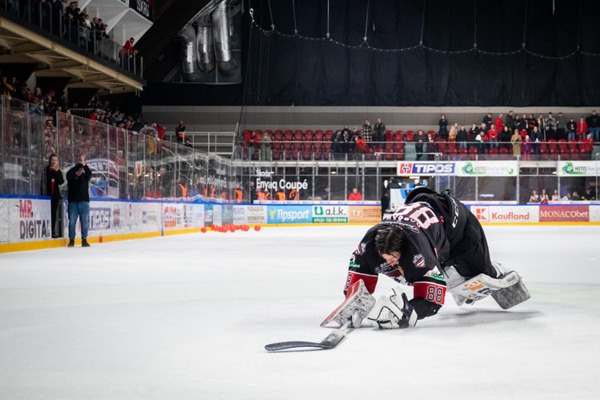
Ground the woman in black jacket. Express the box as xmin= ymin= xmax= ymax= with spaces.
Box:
xmin=45 ymin=154 xmax=65 ymax=238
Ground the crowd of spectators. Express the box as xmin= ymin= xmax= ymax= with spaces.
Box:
xmin=529 ymin=187 xmax=597 ymax=202
xmin=239 ymin=109 xmax=599 ymax=162
xmin=2 ymin=1 xmax=133 ymax=67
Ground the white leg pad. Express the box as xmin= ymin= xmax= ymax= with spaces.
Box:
xmin=448 ymin=271 xmax=530 ymax=309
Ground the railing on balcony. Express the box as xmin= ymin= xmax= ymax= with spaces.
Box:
xmin=0 ymin=0 xmax=143 ymax=77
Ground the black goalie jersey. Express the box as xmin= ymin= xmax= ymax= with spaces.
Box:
xmin=344 ymin=202 xmax=450 ymax=320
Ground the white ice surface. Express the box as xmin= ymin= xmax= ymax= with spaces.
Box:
xmin=1 ymin=225 xmax=599 ymax=400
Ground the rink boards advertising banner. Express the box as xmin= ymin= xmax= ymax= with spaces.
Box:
xmin=267 ymin=206 xmax=312 ymax=224
xmin=455 ymin=161 xmax=518 ymax=176
xmin=0 ymin=197 xmax=52 ymax=243
xmin=1 ymin=196 xmax=600 ymax=249
xmin=538 ymin=206 xmax=589 ymax=222
xmin=469 ymin=205 xmax=538 ymax=223
xmin=556 ymin=161 xmax=600 ymax=176
xmin=312 ymin=205 xmax=349 ymax=223
xmin=397 ymin=161 xmax=518 ymax=177
xmin=348 ymin=206 xmax=381 ymax=224
xmin=233 ymin=205 xmax=267 ymax=225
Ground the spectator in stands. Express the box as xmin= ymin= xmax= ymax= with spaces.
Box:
xmin=587 ymin=110 xmax=600 ymax=142
xmin=448 ymin=123 xmax=458 ymax=141
xmin=500 ymin=125 xmax=512 ymax=151
xmin=66 ymin=154 xmax=92 ymax=247
xmin=474 ymin=125 xmax=484 ymax=154
xmin=457 ymin=125 xmax=468 ymax=149
xmin=121 ymin=37 xmax=138 ymax=57
xmin=577 ymin=115 xmax=588 ymax=140
xmin=522 ymin=130 xmax=532 ymax=160
xmin=260 ymin=131 xmax=272 ymax=161
xmin=544 ymin=112 xmax=557 ymax=141
xmin=176 ymin=177 xmax=188 ymax=198
xmin=355 ymin=134 xmax=368 ymax=155
xmin=426 ymin=132 xmax=436 ymax=160
xmin=468 ymin=123 xmax=479 ymax=149
xmin=527 ymin=114 xmax=537 ymax=136
xmin=572 ymin=191 xmax=581 ymax=200
xmin=341 ymin=128 xmax=352 ymax=155
xmin=510 ymin=128 xmax=522 ymax=158
xmin=583 ymin=188 xmax=596 ymax=201
xmin=45 ymin=153 xmax=65 ymax=238
xmin=536 ymin=113 xmax=546 ymax=139
xmin=483 ymin=113 xmax=493 ymax=127
xmin=562 ymin=192 xmax=572 ymax=201
xmin=0 ymin=75 xmax=15 ymax=98
xmin=540 ymin=189 xmax=549 ymax=204
xmin=348 ymin=187 xmax=363 ymax=201
xmin=184 ymin=138 xmax=193 ymax=148
xmin=529 ymin=190 xmax=540 ymax=203
xmin=551 ymin=189 xmax=560 ymax=201
xmin=505 ymin=110 xmax=515 ymax=132
xmin=415 ymin=129 xmax=426 ymax=160
xmin=494 ymin=113 xmax=504 ymax=132
xmin=566 ymin=117 xmax=577 ymax=141
xmin=518 ymin=113 xmax=529 ymax=133
xmin=361 ymin=119 xmax=373 ymax=149
xmin=332 ymin=130 xmax=342 ymax=159
xmin=556 ymin=112 xmax=565 ymax=140
xmin=438 ymin=114 xmax=448 ymax=140
xmin=175 ymin=120 xmax=186 ymax=144
xmin=487 ymin=123 xmax=499 ymax=150
xmin=531 ymin=126 xmax=543 ymax=156
xmin=373 ymin=117 xmax=386 ymax=148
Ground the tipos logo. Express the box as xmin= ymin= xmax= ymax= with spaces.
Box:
xmin=472 ymin=206 xmax=489 ymax=221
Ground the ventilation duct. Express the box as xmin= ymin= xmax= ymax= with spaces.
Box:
xmin=211 ymin=0 xmax=237 ymax=75
xmin=177 ymin=26 xmax=199 ymax=82
xmin=175 ymin=0 xmax=239 ymax=81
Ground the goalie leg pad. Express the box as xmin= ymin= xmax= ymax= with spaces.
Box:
xmin=491 ymin=277 xmax=531 ymax=309
xmin=321 ymin=280 xmax=376 ymax=328
xmin=366 ymin=286 xmax=418 ymax=329
xmin=448 ymin=271 xmax=530 ymax=308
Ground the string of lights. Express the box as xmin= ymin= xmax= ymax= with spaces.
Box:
xmin=248 ymin=0 xmax=600 ymax=60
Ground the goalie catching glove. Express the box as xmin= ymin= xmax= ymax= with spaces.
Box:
xmin=366 ymin=286 xmax=418 ymax=329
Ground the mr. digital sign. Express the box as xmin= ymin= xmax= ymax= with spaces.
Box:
xmin=396 ymin=162 xmax=455 ymax=176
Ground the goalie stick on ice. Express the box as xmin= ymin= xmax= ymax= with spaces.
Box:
xmin=264 ymin=280 xmax=374 ymax=352
xmin=264 ymin=320 xmax=352 ymax=352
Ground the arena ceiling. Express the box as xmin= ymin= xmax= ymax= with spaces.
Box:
xmin=136 ymin=0 xmax=211 ymax=83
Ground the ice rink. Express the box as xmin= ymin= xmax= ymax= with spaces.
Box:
xmin=1 ymin=224 xmax=599 ymax=400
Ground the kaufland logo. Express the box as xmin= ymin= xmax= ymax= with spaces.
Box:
xmin=397 ymin=162 xmax=455 ymax=175
xmin=472 ymin=206 xmax=489 ymax=221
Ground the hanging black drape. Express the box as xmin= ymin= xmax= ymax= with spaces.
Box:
xmin=143 ymin=0 xmax=600 ymax=106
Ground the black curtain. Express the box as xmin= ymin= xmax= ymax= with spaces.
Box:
xmin=142 ymin=0 xmax=600 ymax=106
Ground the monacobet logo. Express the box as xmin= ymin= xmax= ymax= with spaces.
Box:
xmin=398 ymin=162 xmax=455 ymax=175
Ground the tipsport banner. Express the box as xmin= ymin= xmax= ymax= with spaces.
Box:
xmin=397 ymin=161 xmax=519 ymax=176
xmin=397 ymin=162 xmax=455 ymax=176
xmin=267 ymin=206 xmax=312 ymax=224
